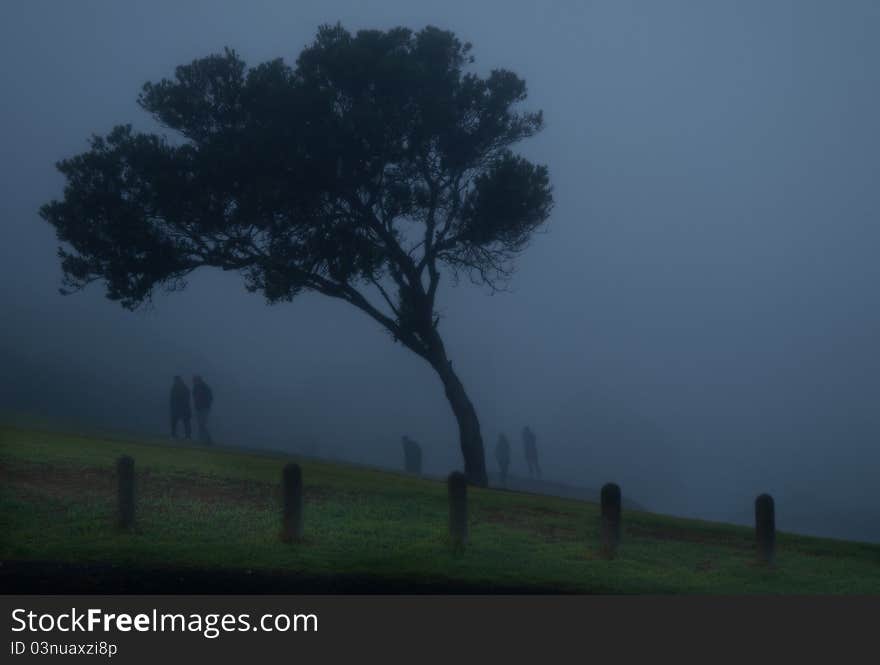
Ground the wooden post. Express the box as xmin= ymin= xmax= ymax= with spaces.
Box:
xmin=448 ymin=471 xmax=468 ymax=552
xmin=600 ymin=482 xmax=621 ymax=558
xmin=281 ymin=463 xmax=304 ymax=542
xmin=755 ymin=493 xmax=776 ymax=565
xmin=116 ymin=455 xmax=135 ymax=530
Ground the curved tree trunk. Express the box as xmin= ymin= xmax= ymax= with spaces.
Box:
xmin=430 ymin=354 xmax=488 ymax=487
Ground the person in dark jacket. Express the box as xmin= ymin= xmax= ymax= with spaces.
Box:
xmin=192 ymin=375 xmax=214 ymax=444
xmin=495 ymin=433 xmax=511 ymax=486
xmin=170 ymin=376 xmax=191 ymax=439
xmin=401 ymin=435 xmax=422 ymax=475
xmin=522 ymin=425 xmax=541 ymax=478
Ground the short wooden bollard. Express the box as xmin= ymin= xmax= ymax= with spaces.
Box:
xmin=448 ymin=471 xmax=468 ymax=551
xmin=755 ymin=493 xmax=776 ymax=565
xmin=600 ymin=482 xmax=622 ymax=558
xmin=281 ymin=463 xmax=304 ymax=542
xmin=116 ymin=455 xmax=135 ymax=530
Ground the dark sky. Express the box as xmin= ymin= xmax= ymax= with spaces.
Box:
xmin=2 ymin=1 xmax=879 ymax=541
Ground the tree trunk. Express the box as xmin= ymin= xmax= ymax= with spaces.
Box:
xmin=431 ymin=355 xmax=488 ymax=487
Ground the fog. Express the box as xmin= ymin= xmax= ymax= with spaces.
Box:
xmin=2 ymin=1 xmax=879 ymax=542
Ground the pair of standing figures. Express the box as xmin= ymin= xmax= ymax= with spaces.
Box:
xmin=170 ymin=375 xmax=214 ymax=444
xmin=495 ymin=426 xmax=540 ymax=485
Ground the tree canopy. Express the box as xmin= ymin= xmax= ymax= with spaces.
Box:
xmin=41 ymin=25 xmax=553 ymax=485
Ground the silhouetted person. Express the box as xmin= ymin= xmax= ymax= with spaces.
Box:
xmin=170 ymin=375 xmax=191 ymax=439
xmin=522 ymin=425 xmax=541 ymax=478
xmin=401 ymin=435 xmax=422 ymax=474
xmin=495 ymin=434 xmax=511 ymax=486
xmin=192 ymin=374 xmax=214 ymax=444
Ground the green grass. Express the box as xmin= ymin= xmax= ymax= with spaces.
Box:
xmin=1 ymin=424 xmax=878 ymax=593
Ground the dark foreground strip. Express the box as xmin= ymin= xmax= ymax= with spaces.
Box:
xmin=0 ymin=560 xmax=571 ymax=594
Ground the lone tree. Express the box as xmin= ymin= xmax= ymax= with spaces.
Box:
xmin=40 ymin=25 xmax=553 ymax=486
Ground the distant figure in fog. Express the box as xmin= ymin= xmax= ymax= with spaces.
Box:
xmin=495 ymin=434 xmax=511 ymax=486
xmin=192 ymin=375 xmax=214 ymax=444
xmin=401 ymin=435 xmax=422 ymax=475
xmin=522 ymin=425 xmax=541 ymax=478
xmin=170 ymin=376 xmax=191 ymax=439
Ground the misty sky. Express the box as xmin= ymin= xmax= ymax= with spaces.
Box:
xmin=2 ymin=1 xmax=879 ymax=541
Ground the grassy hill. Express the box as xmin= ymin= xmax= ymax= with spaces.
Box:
xmin=1 ymin=424 xmax=878 ymax=593
xmin=487 ymin=473 xmax=650 ymax=512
